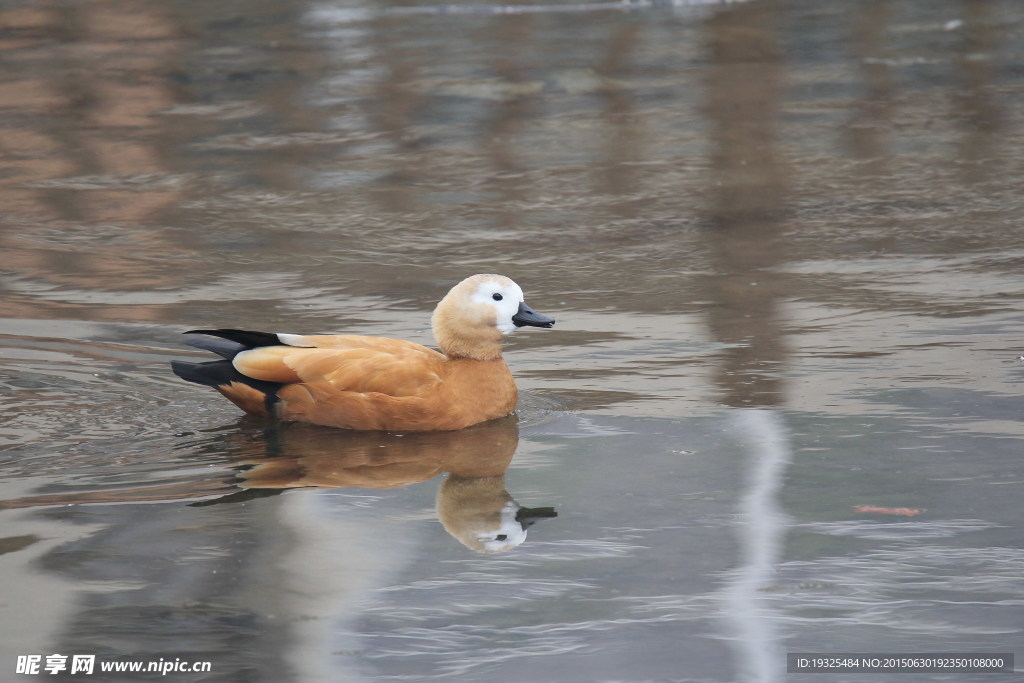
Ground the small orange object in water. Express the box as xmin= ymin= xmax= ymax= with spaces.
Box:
xmin=853 ymin=505 xmax=921 ymax=517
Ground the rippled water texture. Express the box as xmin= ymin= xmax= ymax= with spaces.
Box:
xmin=2 ymin=0 xmax=1024 ymax=681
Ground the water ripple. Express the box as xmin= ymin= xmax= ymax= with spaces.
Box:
xmin=759 ymin=545 xmax=1024 ymax=638
xmin=797 ymin=518 xmax=999 ymax=541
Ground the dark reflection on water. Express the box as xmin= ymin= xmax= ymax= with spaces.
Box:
xmin=2 ymin=0 xmax=1024 ymax=680
xmin=2 ymin=413 xmax=556 ymax=553
xmin=193 ymin=417 xmax=557 ymax=553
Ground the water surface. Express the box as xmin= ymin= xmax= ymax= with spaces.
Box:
xmin=2 ymin=0 xmax=1023 ymax=681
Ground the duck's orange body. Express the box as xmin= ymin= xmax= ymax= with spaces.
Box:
xmin=233 ymin=337 xmax=517 ymax=430
xmin=171 ymin=274 xmax=555 ymax=431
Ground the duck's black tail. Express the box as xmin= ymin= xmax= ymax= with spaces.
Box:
xmin=170 ymin=359 xmax=240 ymax=387
xmin=184 ymin=329 xmax=284 ymax=355
xmin=171 ymin=330 xmax=285 ymax=416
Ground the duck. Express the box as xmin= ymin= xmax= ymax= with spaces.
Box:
xmin=170 ymin=274 xmax=555 ymax=431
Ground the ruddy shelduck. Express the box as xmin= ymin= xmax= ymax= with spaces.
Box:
xmin=170 ymin=274 xmax=555 ymax=431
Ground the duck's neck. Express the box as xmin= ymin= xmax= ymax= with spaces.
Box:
xmin=433 ymin=313 xmax=505 ymax=360
xmin=438 ymin=334 xmax=504 ymax=361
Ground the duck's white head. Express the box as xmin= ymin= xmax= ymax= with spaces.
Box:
xmin=431 ymin=274 xmax=555 ymax=360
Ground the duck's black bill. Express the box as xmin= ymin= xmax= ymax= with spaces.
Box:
xmin=512 ymin=302 xmax=556 ymax=328
xmin=516 ymin=506 xmax=558 ymax=530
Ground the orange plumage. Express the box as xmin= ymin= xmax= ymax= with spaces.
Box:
xmin=171 ymin=274 xmax=555 ymax=431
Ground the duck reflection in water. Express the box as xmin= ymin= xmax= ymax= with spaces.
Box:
xmin=199 ymin=415 xmax=556 ymax=553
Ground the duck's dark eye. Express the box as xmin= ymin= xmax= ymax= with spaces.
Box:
xmin=492 ymin=293 xmax=503 ymax=301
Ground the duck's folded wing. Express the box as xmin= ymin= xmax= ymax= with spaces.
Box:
xmin=232 ymin=343 xmax=445 ymax=397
